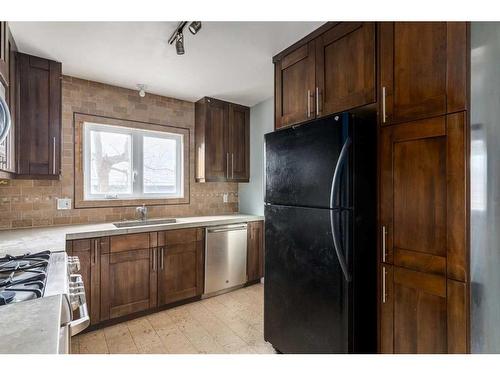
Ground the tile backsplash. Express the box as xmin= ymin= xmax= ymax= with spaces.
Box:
xmin=0 ymin=76 xmax=238 ymax=230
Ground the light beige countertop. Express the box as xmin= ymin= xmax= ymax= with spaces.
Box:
xmin=0 ymin=214 xmax=264 ymax=257
xmin=0 ymin=294 xmax=66 ymax=354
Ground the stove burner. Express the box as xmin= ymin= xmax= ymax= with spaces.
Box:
xmin=0 ymin=251 xmax=51 ymax=305
xmin=0 ymin=291 xmax=16 ymax=305
xmin=0 ymin=251 xmax=50 ymax=273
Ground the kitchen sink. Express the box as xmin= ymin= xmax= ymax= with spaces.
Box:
xmin=113 ymin=218 xmax=177 ymax=228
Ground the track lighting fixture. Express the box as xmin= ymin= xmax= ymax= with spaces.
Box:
xmin=175 ymin=32 xmax=185 ymax=55
xmin=168 ymin=21 xmax=202 ymax=55
xmin=137 ymin=84 xmax=147 ymax=98
xmin=188 ymin=21 xmax=202 ymax=35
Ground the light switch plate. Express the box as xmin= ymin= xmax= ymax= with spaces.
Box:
xmin=223 ymin=193 xmax=229 ymax=203
xmin=57 ymin=198 xmax=72 ymax=210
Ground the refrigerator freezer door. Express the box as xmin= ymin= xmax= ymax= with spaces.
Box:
xmin=264 ymin=204 xmax=349 ymax=353
xmin=265 ymin=115 xmax=350 ymax=209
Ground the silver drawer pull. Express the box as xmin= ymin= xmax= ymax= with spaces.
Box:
xmin=382 ymin=225 xmax=387 ymax=262
xmin=382 ymin=266 xmax=387 ymax=304
xmin=382 ymin=86 xmax=387 ymax=123
xmin=52 ymin=137 xmax=57 ymax=174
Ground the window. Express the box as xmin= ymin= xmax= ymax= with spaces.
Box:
xmin=83 ymin=122 xmax=184 ymax=200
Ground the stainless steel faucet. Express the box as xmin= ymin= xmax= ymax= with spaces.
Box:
xmin=136 ymin=204 xmax=148 ymax=221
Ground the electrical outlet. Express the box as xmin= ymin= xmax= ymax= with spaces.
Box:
xmin=223 ymin=193 xmax=229 ymax=203
xmin=56 ymin=198 xmax=72 ymax=210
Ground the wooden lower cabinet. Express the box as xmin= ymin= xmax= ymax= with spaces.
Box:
xmin=100 ymin=232 xmax=157 ymax=320
xmin=378 ymin=112 xmax=468 ymax=353
xmin=67 ymin=237 xmax=107 ymax=326
xmin=247 ymin=221 xmax=264 ymax=282
xmin=100 ymin=248 xmax=157 ymax=320
xmin=67 ymin=224 xmax=265 ymax=325
xmin=157 ymin=228 xmax=204 ymax=306
xmin=380 ymin=264 xmax=467 ymax=353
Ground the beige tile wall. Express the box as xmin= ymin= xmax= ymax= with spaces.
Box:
xmin=0 ymin=76 xmax=238 ymax=230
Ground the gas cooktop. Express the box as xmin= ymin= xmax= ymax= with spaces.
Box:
xmin=0 ymin=251 xmax=51 ymax=306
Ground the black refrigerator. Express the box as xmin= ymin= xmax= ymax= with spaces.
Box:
xmin=264 ymin=113 xmax=376 ymax=354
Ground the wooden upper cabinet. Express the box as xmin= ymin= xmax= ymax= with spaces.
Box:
xmin=195 ymin=97 xmax=250 ymax=182
xmin=247 ymin=220 xmax=264 ymax=282
xmin=228 ymin=103 xmax=250 ymax=181
xmin=379 ymin=113 xmax=467 ymax=282
xmin=202 ymin=98 xmax=228 ymax=181
xmin=275 ymin=42 xmax=316 ymax=129
xmin=16 ymin=52 xmax=62 ymax=178
xmin=274 ymin=22 xmax=377 ymax=130
xmin=379 ymin=22 xmax=468 ymax=125
xmin=0 ymin=22 xmax=7 ymax=86
xmin=316 ymin=22 xmax=376 ymax=117
xmin=157 ymin=228 xmax=204 ymax=306
xmin=100 ymin=233 xmax=157 ymax=320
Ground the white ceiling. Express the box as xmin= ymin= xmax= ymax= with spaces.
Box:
xmin=9 ymin=22 xmax=323 ymax=106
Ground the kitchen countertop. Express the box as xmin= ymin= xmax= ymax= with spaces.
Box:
xmin=0 ymin=214 xmax=264 ymax=257
xmin=0 ymin=294 xmax=65 ymax=354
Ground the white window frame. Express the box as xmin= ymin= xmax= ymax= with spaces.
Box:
xmin=83 ymin=122 xmax=184 ymax=201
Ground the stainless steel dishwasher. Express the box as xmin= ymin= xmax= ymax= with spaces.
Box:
xmin=204 ymin=223 xmax=248 ymax=296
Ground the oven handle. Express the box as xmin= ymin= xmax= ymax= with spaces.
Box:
xmin=69 ymin=299 xmax=90 ymax=336
xmin=68 ymin=274 xmax=90 ymax=336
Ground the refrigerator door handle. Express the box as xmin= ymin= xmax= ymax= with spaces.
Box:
xmin=329 ymin=137 xmax=352 ymax=210
xmin=330 ymin=209 xmax=351 ymax=282
xmin=329 ymin=136 xmax=352 ymax=282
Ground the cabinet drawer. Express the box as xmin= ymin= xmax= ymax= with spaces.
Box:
xmin=163 ymin=228 xmax=202 ymax=245
xmin=110 ymin=233 xmax=150 ymax=253
xmin=72 ymin=239 xmax=91 ymax=252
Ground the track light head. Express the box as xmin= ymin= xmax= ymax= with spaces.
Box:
xmin=188 ymin=21 xmax=202 ymax=35
xmin=175 ymin=32 xmax=185 ymax=55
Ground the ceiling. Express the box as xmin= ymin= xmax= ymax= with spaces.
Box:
xmin=9 ymin=22 xmax=324 ymax=106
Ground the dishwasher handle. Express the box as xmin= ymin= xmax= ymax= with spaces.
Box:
xmin=207 ymin=224 xmax=248 ymax=233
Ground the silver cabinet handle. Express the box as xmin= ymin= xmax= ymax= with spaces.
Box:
xmin=316 ymin=87 xmax=320 ymax=116
xmin=231 ymin=153 xmax=234 ymax=179
xmin=93 ymin=240 xmax=98 ymax=265
xmin=382 ymin=86 xmax=386 ymax=123
xmin=382 ymin=266 xmax=387 ymax=304
xmin=152 ymin=248 xmax=157 ymax=271
xmin=52 ymin=137 xmax=57 ymax=174
xmin=307 ymin=90 xmax=311 ymax=118
xmin=160 ymin=247 xmax=165 ymax=270
xmin=382 ymin=225 xmax=387 ymax=262
xmin=226 ymin=152 xmax=230 ymax=179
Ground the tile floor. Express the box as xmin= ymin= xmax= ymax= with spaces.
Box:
xmin=71 ymin=283 xmax=275 ymax=354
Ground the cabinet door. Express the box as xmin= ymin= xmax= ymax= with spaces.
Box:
xmin=228 ymin=104 xmax=249 ymax=181
xmin=316 ymin=22 xmax=376 ymax=117
xmin=17 ymin=53 xmax=61 ymax=177
xmin=157 ymin=228 xmax=204 ymax=305
xmin=379 ymin=113 xmax=467 ymax=282
xmin=100 ymin=234 xmax=157 ymax=320
xmin=0 ymin=22 xmax=7 ymax=85
xmin=379 ymin=265 xmax=467 ymax=353
xmin=275 ymin=42 xmax=316 ymax=129
xmin=247 ymin=221 xmax=264 ymax=282
xmin=205 ymin=98 xmax=229 ymax=181
xmin=67 ymin=238 xmax=106 ymax=326
xmin=379 ymin=22 xmax=467 ymax=125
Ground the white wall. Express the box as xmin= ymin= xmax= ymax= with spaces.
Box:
xmin=238 ymin=97 xmax=274 ymax=215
